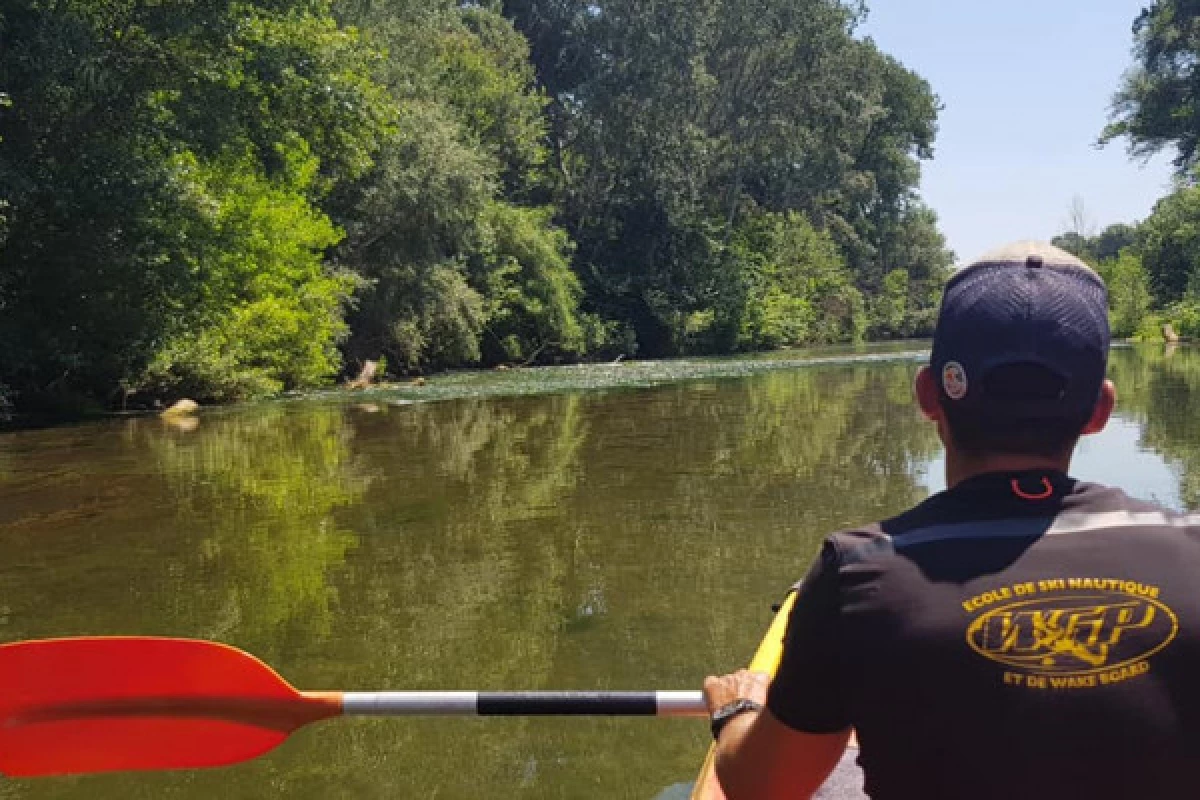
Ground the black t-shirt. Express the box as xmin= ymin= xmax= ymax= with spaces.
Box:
xmin=767 ymin=470 xmax=1200 ymax=800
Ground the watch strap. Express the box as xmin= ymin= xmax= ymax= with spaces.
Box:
xmin=710 ymin=698 xmax=764 ymax=740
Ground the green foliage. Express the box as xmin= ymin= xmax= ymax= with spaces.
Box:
xmin=140 ymin=284 xmax=355 ymax=402
xmin=1167 ymin=299 xmax=1200 ymax=339
xmin=866 ymin=205 xmax=953 ymax=337
xmin=506 ymin=0 xmax=950 ymax=357
xmin=1096 ymin=4 xmax=1200 ymax=341
xmin=578 ymin=314 xmax=639 ymax=359
xmin=328 ymin=1 xmax=578 ymax=372
xmin=2 ymin=0 xmax=956 ymax=410
xmin=729 ymin=212 xmax=864 ymax=350
xmin=1097 ymin=251 xmax=1154 ymax=339
xmin=1132 ymin=313 xmax=1169 ymax=343
xmin=1102 ymin=0 xmax=1200 ymax=171
xmin=1094 ymin=224 xmax=1139 ymax=262
xmin=1136 ymin=182 xmax=1200 ymax=304
xmin=0 ymin=0 xmax=386 ymax=408
xmin=379 ymin=263 xmax=487 ymax=371
xmin=869 ymin=270 xmax=911 ymax=339
xmin=329 ymin=98 xmax=493 ymax=370
xmin=474 ymin=203 xmax=584 ymax=363
xmin=1052 ymin=223 xmax=1138 ymax=264
xmin=134 ymin=147 xmax=355 ymax=400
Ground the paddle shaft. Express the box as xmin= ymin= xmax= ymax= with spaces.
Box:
xmin=338 ymin=690 xmax=706 ymax=717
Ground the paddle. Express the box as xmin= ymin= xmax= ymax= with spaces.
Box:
xmin=0 ymin=636 xmax=706 ymax=778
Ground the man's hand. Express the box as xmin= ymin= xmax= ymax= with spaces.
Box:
xmin=704 ymin=670 xmax=851 ymax=800
xmin=703 ymin=669 xmax=770 ymax=715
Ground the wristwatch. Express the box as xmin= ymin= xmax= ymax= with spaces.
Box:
xmin=710 ymin=698 xmax=763 ymax=740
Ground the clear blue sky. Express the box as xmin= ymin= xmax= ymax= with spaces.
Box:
xmin=859 ymin=0 xmax=1176 ymax=264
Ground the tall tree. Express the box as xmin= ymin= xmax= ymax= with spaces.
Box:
xmin=328 ymin=0 xmax=587 ymax=370
xmin=0 ymin=0 xmax=387 ymax=406
xmin=1102 ymin=0 xmax=1200 ymax=172
xmin=503 ymin=0 xmax=950 ymax=355
xmin=1135 ymin=183 xmax=1200 ymax=304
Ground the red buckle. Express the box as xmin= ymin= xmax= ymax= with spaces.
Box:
xmin=1011 ymin=476 xmax=1054 ymax=501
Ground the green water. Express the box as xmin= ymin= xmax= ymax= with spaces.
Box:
xmin=1 ymin=344 xmax=1197 ymax=799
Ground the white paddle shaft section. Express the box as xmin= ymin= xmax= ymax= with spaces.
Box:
xmin=343 ymin=691 xmax=478 ymax=715
xmin=341 ymin=691 xmax=707 ymax=717
xmin=653 ymin=691 xmax=708 ymax=717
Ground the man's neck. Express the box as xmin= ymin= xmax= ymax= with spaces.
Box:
xmin=944 ymin=450 xmax=1071 ymax=489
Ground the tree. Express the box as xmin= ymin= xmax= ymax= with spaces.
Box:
xmin=136 ymin=146 xmax=357 ymax=401
xmin=503 ymin=0 xmax=950 ymax=356
xmin=1093 ymin=223 xmax=1139 ymax=262
xmin=1096 ymin=251 xmax=1153 ymax=338
xmin=728 ymin=211 xmax=863 ymax=350
xmin=0 ymin=0 xmax=388 ymax=407
xmin=1063 ymin=195 xmax=1096 ymax=240
xmin=1 ymin=0 xmax=957 ymax=408
xmin=1052 ymin=222 xmax=1138 ymax=264
xmin=1135 ymin=182 xmax=1200 ymax=304
xmin=328 ymin=0 xmax=585 ymax=371
xmin=1102 ymin=0 xmax=1200 ymax=172
xmin=1051 ymin=231 xmax=1092 ymax=260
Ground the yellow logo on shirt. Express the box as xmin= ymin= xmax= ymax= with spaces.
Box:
xmin=963 ymin=579 xmax=1177 ymax=689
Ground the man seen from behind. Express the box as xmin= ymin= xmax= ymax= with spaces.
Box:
xmin=704 ymin=241 xmax=1200 ymax=800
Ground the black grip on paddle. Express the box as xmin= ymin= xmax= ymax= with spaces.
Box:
xmin=476 ymin=692 xmax=658 ymax=716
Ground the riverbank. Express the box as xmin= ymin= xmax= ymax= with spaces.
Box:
xmin=1 ymin=342 xmax=933 ymax=432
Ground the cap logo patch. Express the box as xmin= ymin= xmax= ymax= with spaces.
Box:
xmin=943 ymin=361 xmax=968 ymax=400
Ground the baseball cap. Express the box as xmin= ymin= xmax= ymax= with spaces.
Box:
xmin=930 ymin=241 xmax=1110 ymax=425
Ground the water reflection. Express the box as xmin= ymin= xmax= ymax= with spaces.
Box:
xmin=0 ymin=347 xmax=1196 ymax=799
xmin=1108 ymin=345 xmax=1200 ymax=509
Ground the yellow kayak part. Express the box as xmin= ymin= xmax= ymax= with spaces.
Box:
xmin=689 ymin=591 xmax=798 ymax=800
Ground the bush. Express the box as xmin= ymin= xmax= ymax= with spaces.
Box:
xmin=867 ymin=269 xmax=910 ymax=339
xmin=139 ymin=274 xmax=356 ymax=402
xmin=579 ymin=313 xmax=637 ymax=360
xmin=473 ymin=203 xmax=585 ymax=363
xmin=384 ymin=264 xmax=487 ymax=370
xmin=1097 ymin=251 xmax=1153 ymax=339
xmin=138 ymin=332 xmax=281 ymax=403
xmin=1132 ymin=313 xmax=1168 ymax=342
xmin=731 ymin=211 xmax=861 ymax=350
xmin=133 ymin=145 xmax=354 ymax=401
xmin=1169 ymin=300 xmax=1200 ymax=339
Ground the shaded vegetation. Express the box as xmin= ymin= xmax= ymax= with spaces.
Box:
xmin=0 ymin=0 xmax=952 ymax=411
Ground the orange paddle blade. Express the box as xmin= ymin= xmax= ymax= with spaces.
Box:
xmin=0 ymin=637 xmax=341 ymax=777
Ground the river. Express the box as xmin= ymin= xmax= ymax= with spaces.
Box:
xmin=1 ymin=343 xmax=1197 ymax=799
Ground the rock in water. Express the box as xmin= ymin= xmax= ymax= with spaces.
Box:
xmin=161 ymin=398 xmax=199 ymax=417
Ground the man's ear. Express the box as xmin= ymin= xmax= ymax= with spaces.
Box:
xmin=1081 ymin=380 xmax=1116 ymax=435
xmin=915 ymin=366 xmax=943 ymax=421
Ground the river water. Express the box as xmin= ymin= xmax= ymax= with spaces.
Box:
xmin=1 ymin=344 xmax=1196 ymax=799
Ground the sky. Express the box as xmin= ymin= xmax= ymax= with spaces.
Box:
xmin=859 ymin=0 xmax=1177 ymax=265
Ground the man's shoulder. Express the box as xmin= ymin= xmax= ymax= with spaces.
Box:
xmin=1065 ymin=479 xmax=1163 ymax=512
xmin=814 ymin=493 xmax=965 ymax=565
xmin=1057 ymin=480 xmax=1200 ymax=532
xmin=818 ymin=477 xmax=1199 ymax=568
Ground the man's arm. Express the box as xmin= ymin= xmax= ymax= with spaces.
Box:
xmin=704 ymin=670 xmax=851 ymax=800
xmin=704 ymin=541 xmax=852 ymax=798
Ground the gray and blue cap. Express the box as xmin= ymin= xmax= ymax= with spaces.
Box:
xmin=930 ymin=241 xmax=1110 ymax=425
